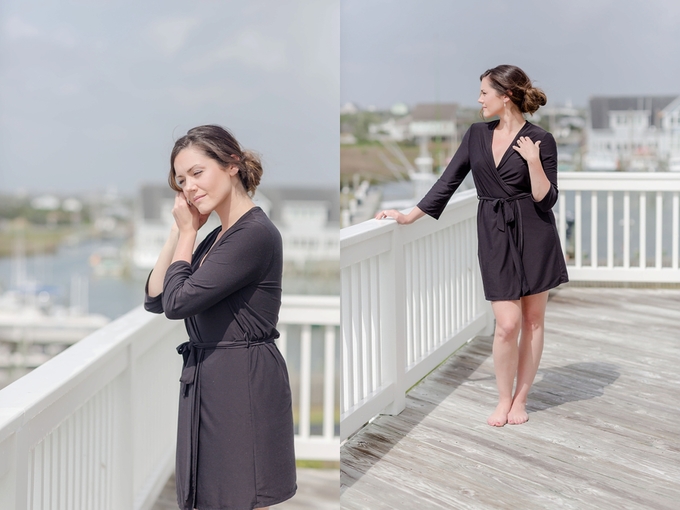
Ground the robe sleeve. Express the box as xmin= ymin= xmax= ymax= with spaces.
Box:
xmin=143 ymin=271 xmax=164 ymax=314
xmin=417 ymin=126 xmax=472 ymax=220
xmin=161 ymin=222 xmax=273 ymax=320
xmin=533 ymin=132 xmax=559 ymax=211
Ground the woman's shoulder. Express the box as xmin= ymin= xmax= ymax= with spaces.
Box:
xmin=230 ymin=207 xmax=282 ymax=244
xmin=460 ymin=121 xmax=494 ymax=141
xmin=524 ymin=121 xmax=554 ymax=140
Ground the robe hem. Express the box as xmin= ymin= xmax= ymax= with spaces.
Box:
xmin=484 ymin=276 xmax=569 ymax=302
xmin=253 ymin=485 xmax=297 ymax=508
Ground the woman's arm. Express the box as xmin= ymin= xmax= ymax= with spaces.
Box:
xmin=375 ymin=206 xmax=426 ymax=224
xmin=145 ymin=193 xmax=209 ymax=305
xmin=147 ymin=226 xmax=180 ymax=298
xmin=414 ymin=127 xmax=473 ymax=220
xmin=162 ymin=222 xmax=273 ymax=319
xmin=513 ymin=132 xmax=558 ymax=210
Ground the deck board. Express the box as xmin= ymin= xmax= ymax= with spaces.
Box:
xmin=341 ymin=288 xmax=680 ymax=509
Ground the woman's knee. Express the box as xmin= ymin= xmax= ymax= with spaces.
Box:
xmin=494 ymin=316 xmax=521 ymax=341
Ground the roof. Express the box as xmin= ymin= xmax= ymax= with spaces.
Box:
xmin=589 ymin=95 xmax=678 ymax=129
xmin=410 ymin=103 xmax=457 ymax=122
xmin=257 ymin=186 xmax=340 ymax=223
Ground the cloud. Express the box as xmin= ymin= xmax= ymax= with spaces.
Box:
xmin=147 ymin=16 xmax=201 ymax=56
xmin=183 ymin=28 xmax=287 ymax=73
xmin=3 ymin=15 xmax=41 ymax=40
xmin=166 ymin=81 xmax=257 ymax=108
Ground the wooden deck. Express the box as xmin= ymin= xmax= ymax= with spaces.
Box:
xmin=341 ymin=287 xmax=680 ymax=509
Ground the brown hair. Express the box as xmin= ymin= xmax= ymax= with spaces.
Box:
xmin=169 ymin=124 xmax=262 ymax=195
xmin=480 ymin=65 xmax=547 ymax=115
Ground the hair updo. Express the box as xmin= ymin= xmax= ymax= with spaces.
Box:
xmin=168 ymin=124 xmax=263 ymax=196
xmin=480 ymin=65 xmax=547 ymax=115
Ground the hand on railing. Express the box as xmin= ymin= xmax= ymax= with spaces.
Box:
xmin=375 ymin=207 xmax=425 ymax=225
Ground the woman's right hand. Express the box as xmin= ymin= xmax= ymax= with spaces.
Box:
xmin=172 ymin=193 xmax=208 ymax=233
xmin=375 ymin=209 xmax=409 ymax=224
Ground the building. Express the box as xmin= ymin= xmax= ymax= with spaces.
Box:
xmin=408 ymin=103 xmax=458 ymax=142
xmin=132 ymin=184 xmax=338 ymax=275
xmin=586 ymin=95 xmax=680 ymax=171
xmin=254 ymin=186 xmax=339 ymax=269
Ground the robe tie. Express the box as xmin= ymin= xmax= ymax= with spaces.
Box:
xmin=478 ymin=193 xmax=532 ymax=296
xmin=175 ymin=337 xmax=277 ymax=509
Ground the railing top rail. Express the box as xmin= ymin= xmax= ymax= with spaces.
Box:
xmin=559 ymin=172 xmax=680 ymax=191
xmin=341 ymin=188 xmax=478 ymax=246
xmin=0 ymin=306 xmax=157 ymax=442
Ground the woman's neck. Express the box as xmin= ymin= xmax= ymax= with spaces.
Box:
xmin=496 ymin=107 xmax=526 ymax=134
xmin=215 ymin=191 xmax=255 ymax=231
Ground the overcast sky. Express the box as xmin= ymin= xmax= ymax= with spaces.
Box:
xmin=341 ymin=0 xmax=680 ymax=110
xmin=0 ymin=0 xmax=339 ymax=195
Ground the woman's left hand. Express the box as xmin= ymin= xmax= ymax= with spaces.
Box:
xmin=512 ymin=136 xmax=541 ymax=164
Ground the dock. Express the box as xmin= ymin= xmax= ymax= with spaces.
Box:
xmin=341 ymin=287 xmax=680 ymax=509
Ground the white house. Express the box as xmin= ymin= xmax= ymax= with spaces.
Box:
xmin=586 ymin=95 xmax=679 ymax=171
xmin=408 ymin=103 xmax=458 ymax=142
xmin=254 ymin=187 xmax=339 ymax=268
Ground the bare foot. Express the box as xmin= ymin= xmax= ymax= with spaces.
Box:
xmin=507 ymin=401 xmax=529 ymax=425
xmin=487 ymin=401 xmax=511 ymax=427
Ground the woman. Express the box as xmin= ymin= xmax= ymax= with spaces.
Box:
xmin=144 ymin=125 xmax=297 ymax=509
xmin=376 ymin=65 xmax=569 ymax=427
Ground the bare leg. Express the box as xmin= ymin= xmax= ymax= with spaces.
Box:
xmin=488 ymin=299 xmax=522 ymax=427
xmin=508 ymin=291 xmax=549 ymax=425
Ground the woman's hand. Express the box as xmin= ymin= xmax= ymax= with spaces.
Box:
xmin=375 ymin=209 xmax=409 ymax=224
xmin=512 ymin=136 xmax=541 ymax=164
xmin=172 ymin=193 xmax=210 ymax=234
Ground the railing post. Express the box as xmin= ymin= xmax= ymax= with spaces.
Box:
xmin=112 ymin=345 xmax=134 ymax=510
xmin=380 ymin=226 xmax=406 ymax=416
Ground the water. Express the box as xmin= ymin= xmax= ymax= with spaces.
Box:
xmin=0 ymin=238 xmax=339 ymax=320
xmin=0 ymin=238 xmax=142 ymax=320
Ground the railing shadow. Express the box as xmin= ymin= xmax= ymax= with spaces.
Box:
xmin=341 ymin=333 xmax=494 ymax=490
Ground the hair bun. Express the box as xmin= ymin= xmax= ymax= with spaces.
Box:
xmin=523 ymin=86 xmax=547 ymax=114
xmin=240 ymin=149 xmax=263 ymax=196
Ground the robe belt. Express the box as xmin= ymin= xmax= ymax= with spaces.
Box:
xmin=175 ymin=336 xmax=277 ymax=509
xmin=176 ymin=337 xmax=277 ymax=388
xmin=478 ymin=193 xmax=532 ymax=296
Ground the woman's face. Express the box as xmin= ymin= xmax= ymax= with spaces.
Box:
xmin=478 ymin=76 xmax=506 ymax=118
xmin=173 ymin=146 xmax=238 ymax=214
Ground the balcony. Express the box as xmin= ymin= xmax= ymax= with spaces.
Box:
xmin=0 ymin=295 xmax=339 ymax=509
xmin=340 ymin=173 xmax=680 ymax=508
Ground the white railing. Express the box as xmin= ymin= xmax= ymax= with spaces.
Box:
xmin=558 ymin=173 xmax=680 ymax=282
xmin=0 ymin=295 xmax=339 ymax=510
xmin=340 ymin=189 xmax=495 ymax=441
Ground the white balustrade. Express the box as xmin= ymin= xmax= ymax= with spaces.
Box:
xmin=0 ymin=295 xmax=339 ymax=509
xmin=557 ymin=173 xmax=680 ymax=282
xmin=340 ymin=189 xmax=495 ymax=441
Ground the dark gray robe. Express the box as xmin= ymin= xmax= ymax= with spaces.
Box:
xmin=145 ymin=207 xmax=296 ymax=510
xmin=418 ymin=120 xmax=569 ymax=300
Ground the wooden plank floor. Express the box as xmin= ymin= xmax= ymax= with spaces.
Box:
xmin=152 ymin=467 xmax=339 ymax=509
xmin=341 ymin=288 xmax=680 ymax=510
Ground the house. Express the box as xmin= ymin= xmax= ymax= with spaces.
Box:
xmin=586 ymin=95 xmax=679 ymax=171
xmin=408 ymin=103 xmax=458 ymax=142
xmin=254 ymin=186 xmax=339 ymax=269
xmin=132 ymin=184 xmax=338 ymax=275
